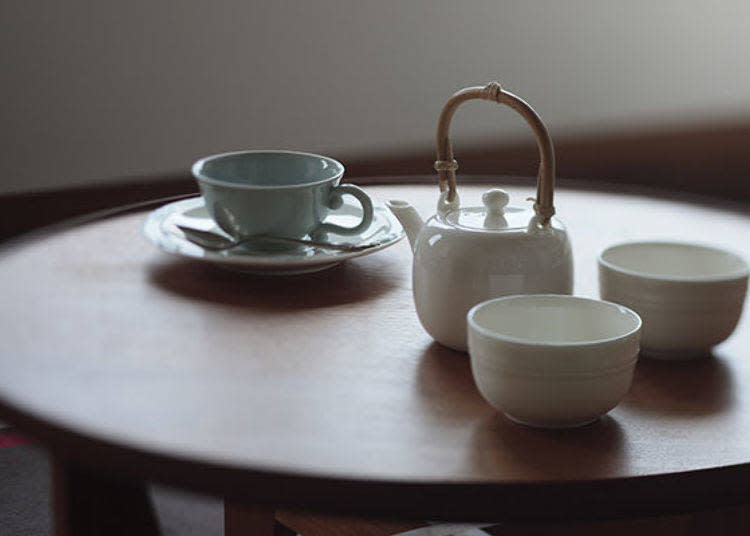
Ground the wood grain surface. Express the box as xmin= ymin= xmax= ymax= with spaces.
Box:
xmin=1 ymin=182 xmax=750 ymax=522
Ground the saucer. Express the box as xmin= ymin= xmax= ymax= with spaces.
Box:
xmin=143 ymin=195 xmax=405 ymax=275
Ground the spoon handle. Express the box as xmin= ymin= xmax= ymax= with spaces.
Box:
xmin=176 ymin=225 xmax=382 ymax=252
xmin=234 ymin=234 xmax=382 ymax=252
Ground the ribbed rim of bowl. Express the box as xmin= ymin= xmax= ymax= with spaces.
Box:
xmin=467 ymin=294 xmax=642 ymax=348
xmin=471 ymin=356 xmax=638 ymax=379
xmin=191 ymin=149 xmax=345 ymax=190
xmin=598 ymin=240 xmax=750 ymax=283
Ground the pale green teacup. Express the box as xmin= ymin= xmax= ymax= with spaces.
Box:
xmin=192 ymin=150 xmax=373 ymax=240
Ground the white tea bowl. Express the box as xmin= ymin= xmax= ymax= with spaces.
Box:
xmin=599 ymin=241 xmax=749 ymax=360
xmin=467 ymin=295 xmax=641 ymax=429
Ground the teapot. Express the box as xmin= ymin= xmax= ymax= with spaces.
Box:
xmin=387 ymin=82 xmax=573 ymax=351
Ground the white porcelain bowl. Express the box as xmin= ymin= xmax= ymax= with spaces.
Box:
xmin=599 ymin=241 xmax=748 ymax=360
xmin=467 ymin=295 xmax=641 ymax=429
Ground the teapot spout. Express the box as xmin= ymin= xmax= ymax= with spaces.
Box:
xmin=386 ymin=200 xmax=423 ymax=252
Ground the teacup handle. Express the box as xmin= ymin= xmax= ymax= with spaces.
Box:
xmin=434 ymin=81 xmax=556 ymax=225
xmin=315 ymin=184 xmax=374 ymax=236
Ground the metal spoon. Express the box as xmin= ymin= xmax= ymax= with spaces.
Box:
xmin=176 ymin=225 xmax=384 ymax=253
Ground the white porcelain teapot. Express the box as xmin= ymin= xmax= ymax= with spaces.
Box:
xmin=387 ymin=82 xmax=573 ymax=351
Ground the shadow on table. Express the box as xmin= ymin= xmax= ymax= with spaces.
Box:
xmin=414 ymin=342 xmax=628 ymax=479
xmin=469 ymin=413 xmax=627 ymax=479
xmin=414 ymin=342 xmax=489 ymax=421
xmin=146 ymin=257 xmax=400 ymax=311
xmin=621 ymin=353 xmax=735 ymax=417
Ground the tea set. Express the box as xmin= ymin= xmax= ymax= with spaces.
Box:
xmin=143 ymin=81 xmax=750 ymax=429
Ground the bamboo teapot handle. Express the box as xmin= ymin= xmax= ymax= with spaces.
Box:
xmin=434 ymin=81 xmax=556 ymax=225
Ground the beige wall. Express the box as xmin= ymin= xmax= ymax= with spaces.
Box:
xmin=2 ymin=1 xmax=750 ymax=193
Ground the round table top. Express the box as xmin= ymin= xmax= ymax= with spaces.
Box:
xmin=2 ymin=180 xmax=750 ymax=522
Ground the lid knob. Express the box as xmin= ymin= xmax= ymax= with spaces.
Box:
xmin=482 ymin=189 xmax=509 ymax=230
xmin=482 ymin=189 xmax=510 ymax=215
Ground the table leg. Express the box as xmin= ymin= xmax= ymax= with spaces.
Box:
xmin=52 ymin=453 xmax=160 ymax=536
xmin=224 ymin=501 xmax=296 ymax=536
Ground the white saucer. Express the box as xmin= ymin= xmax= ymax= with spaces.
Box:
xmin=143 ymin=195 xmax=405 ymax=275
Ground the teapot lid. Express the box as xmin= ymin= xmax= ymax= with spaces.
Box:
xmin=443 ymin=188 xmax=536 ymax=231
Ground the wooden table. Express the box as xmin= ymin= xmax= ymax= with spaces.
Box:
xmin=2 ymin=180 xmax=750 ymax=534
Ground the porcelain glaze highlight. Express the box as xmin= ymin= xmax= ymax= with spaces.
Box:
xmin=389 ymin=192 xmax=573 ymax=351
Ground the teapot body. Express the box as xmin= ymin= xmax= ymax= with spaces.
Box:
xmin=412 ymin=215 xmax=573 ymax=351
xmin=397 ymin=80 xmax=575 ymax=351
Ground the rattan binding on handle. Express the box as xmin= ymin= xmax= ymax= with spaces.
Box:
xmin=435 ymin=81 xmax=556 ymax=224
